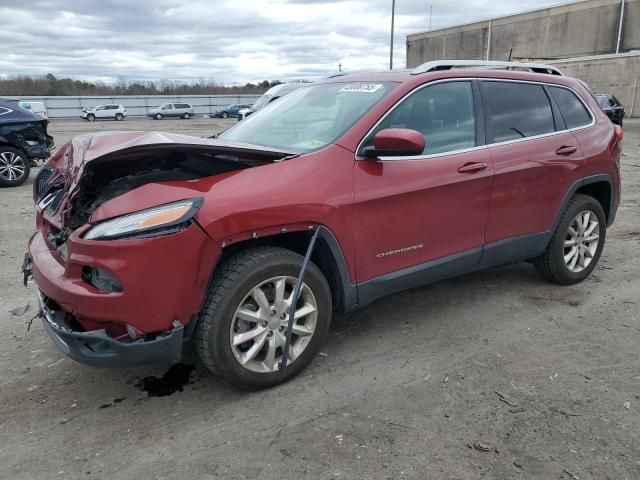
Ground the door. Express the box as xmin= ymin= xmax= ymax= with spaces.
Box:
xmin=353 ymin=80 xmax=493 ymax=284
xmin=95 ymin=105 xmax=107 ymax=118
xmin=479 ymin=80 xmax=585 ymax=246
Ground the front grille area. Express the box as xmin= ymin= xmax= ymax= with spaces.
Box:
xmin=35 ymin=166 xmax=55 ymax=197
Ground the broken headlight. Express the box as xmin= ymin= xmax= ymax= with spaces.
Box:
xmin=84 ymin=198 xmax=202 ymax=241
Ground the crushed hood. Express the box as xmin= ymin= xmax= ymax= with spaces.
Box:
xmin=58 ymin=130 xmax=297 ymax=195
xmin=39 ymin=130 xmax=298 ymax=238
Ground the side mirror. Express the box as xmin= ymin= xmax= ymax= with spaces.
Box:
xmin=362 ymin=128 xmax=425 ymax=159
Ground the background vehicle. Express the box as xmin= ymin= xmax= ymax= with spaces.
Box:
xmin=0 ymin=97 xmax=53 ymax=187
xmin=595 ymin=93 xmax=625 ymax=125
xmin=237 ymin=83 xmax=302 ymax=121
xmin=211 ymin=104 xmax=252 ymax=118
xmin=80 ymin=104 xmax=127 ymax=122
xmin=148 ymin=103 xmax=194 ymax=120
xmin=19 ymin=101 xmax=48 ymax=119
xmin=28 ymin=62 xmax=621 ymax=389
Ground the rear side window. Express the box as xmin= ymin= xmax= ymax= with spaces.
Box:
xmin=549 ymin=86 xmax=592 ymax=129
xmin=371 ymin=81 xmax=476 ymax=155
xmin=0 ymin=107 xmax=11 ymax=116
xmin=482 ymin=81 xmax=555 ymax=143
xmin=175 ymin=103 xmax=191 ymax=109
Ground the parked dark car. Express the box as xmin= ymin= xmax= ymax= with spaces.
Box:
xmin=0 ymin=97 xmax=53 ymax=187
xmin=211 ymin=104 xmax=252 ymax=118
xmin=595 ymin=93 xmax=625 ymax=125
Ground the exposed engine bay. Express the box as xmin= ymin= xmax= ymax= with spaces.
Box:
xmin=37 ymin=142 xmax=296 ymax=246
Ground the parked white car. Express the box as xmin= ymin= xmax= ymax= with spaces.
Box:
xmin=80 ymin=104 xmax=127 ymax=122
xmin=19 ymin=101 xmax=48 ymax=119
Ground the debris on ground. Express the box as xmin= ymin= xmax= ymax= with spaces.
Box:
xmin=9 ymin=303 xmax=30 ymax=316
xmin=473 ymin=441 xmax=492 ymax=452
xmin=495 ymin=391 xmax=519 ymax=407
xmin=563 ymin=468 xmax=579 ymax=479
xmin=513 ymin=462 xmax=523 ymax=469
xmin=624 ymin=401 xmax=630 ymax=410
xmin=136 ymin=363 xmax=196 ymax=397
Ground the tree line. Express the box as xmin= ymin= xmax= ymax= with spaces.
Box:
xmin=0 ymin=74 xmax=282 ymax=96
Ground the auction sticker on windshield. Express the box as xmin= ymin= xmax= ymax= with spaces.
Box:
xmin=339 ymin=83 xmax=384 ymax=93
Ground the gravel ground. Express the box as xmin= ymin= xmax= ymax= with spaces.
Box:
xmin=0 ymin=119 xmax=638 ymax=480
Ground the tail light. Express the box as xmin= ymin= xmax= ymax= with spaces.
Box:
xmin=614 ymin=124 xmax=624 ymax=141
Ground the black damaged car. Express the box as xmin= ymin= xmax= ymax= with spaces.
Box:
xmin=0 ymin=97 xmax=53 ymax=187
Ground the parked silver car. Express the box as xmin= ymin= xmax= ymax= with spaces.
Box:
xmin=148 ymin=102 xmax=194 ymax=120
xmin=80 ymin=104 xmax=127 ymax=121
xmin=237 ymin=83 xmax=303 ymax=121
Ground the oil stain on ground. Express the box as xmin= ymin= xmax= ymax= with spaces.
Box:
xmin=136 ymin=363 xmax=196 ymax=397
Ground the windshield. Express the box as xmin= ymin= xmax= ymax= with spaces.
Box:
xmin=596 ymin=96 xmax=610 ymax=109
xmin=250 ymin=93 xmax=272 ymax=111
xmin=220 ymin=82 xmax=395 ymax=151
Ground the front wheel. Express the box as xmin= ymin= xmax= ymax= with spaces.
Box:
xmin=154 ymin=113 xmax=163 ymax=120
xmin=0 ymin=147 xmax=30 ymax=187
xmin=196 ymin=247 xmax=332 ymax=390
xmin=222 ymin=112 xmax=229 ymax=119
xmin=87 ymin=113 xmax=95 ymax=122
xmin=534 ymin=194 xmax=606 ymax=285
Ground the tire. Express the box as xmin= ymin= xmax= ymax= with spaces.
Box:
xmin=182 ymin=113 xmax=190 ymax=119
xmin=222 ymin=112 xmax=229 ymax=119
xmin=196 ymin=247 xmax=332 ymax=390
xmin=533 ymin=194 xmax=606 ymax=285
xmin=115 ymin=113 xmax=124 ymax=121
xmin=0 ymin=147 xmax=30 ymax=187
xmin=87 ymin=113 xmax=95 ymax=122
xmin=155 ymin=113 xmax=163 ymax=120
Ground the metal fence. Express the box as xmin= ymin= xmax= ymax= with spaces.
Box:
xmin=19 ymin=94 xmax=262 ymax=119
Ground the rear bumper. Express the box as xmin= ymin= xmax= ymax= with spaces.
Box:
xmin=37 ymin=290 xmax=184 ymax=367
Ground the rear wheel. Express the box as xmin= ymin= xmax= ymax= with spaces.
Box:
xmin=0 ymin=147 xmax=30 ymax=187
xmin=115 ymin=113 xmax=124 ymax=121
xmin=534 ymin=194 xmax=606 ymax=285
xmin=196 ymin=247 xmax=332 ymax=390
xmin=182 ymin=112 xmax=190 ymax=119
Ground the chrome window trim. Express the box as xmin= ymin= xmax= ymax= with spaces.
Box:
xmin=355 ymin=77 xmax=596 ymax=162
xmin=0 ymin=107 xmax=14 ymax=117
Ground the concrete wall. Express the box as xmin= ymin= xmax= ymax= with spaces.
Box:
xmin=18 ymin=94 xmax=261 ymax=119
xmin=550 ymin=53 xmax=640 ymax=116
xmin=407 ymin=0 xmax=640 ymax=67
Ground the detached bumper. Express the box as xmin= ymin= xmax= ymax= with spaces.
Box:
xmin=37 ymin=290 xmax=184 ymax=367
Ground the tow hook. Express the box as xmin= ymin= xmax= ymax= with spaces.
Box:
xmin=21 ymin=253 xmax=33 ymax=287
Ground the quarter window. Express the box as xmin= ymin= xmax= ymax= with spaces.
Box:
xmin=549 ymin=87 xmax=591 ymax=129
xmin=368 ymin=81 xmax=477 ymax=155
xmin=0 ymin=107 xmax=12 ymax=116
xmin=483 ymin=82 xmax=555 ymax=143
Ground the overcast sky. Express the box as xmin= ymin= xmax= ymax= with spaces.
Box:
xmin=1 ymin=0 xmax=569 ymax=84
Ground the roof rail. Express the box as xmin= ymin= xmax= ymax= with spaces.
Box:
xmin=411 ymin=60 xmax=563 ymax=76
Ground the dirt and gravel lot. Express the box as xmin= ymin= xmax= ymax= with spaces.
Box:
xmin=0 ymin=118 xmax=639 ymax=480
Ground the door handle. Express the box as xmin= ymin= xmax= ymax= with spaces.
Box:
xmin=555 ymin=145 xmax=577 ymax=156
xmin=457 ymin=162 xmax=488 ymax=173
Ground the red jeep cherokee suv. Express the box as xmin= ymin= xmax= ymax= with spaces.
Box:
xmin=25 ymin=61 xmax=622 ymax=389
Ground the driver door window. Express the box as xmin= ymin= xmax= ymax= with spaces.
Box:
xmin=367 ymin=81 xmax=477 ymax=156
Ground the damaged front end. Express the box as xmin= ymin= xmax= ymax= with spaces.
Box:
xmin=0 ymin=99 xmax=54 ymax=162
xmin=28 ymin=130 xmax=296 ymax=367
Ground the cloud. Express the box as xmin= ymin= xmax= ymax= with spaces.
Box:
xmin=0 ymin=0 xmax=566 ymax=84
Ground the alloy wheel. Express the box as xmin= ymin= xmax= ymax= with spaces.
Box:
xmin=0 ymin=151 xmax=26 ymax=182
xmin=229 ymin=276 xmax=317 ymax=373
xmin=564 ymin=210 xmax=600 ymax=273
